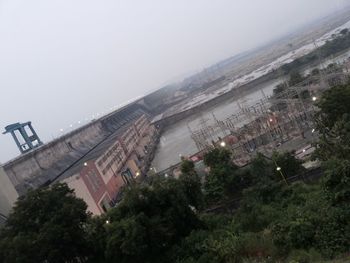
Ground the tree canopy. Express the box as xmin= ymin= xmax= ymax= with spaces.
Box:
xmin=315 ymin=84 xmax=350 ymax=160
xmin=104 ymin=178 xmax=202 ymax=263
xmin=2 ymin=82 xmax=350 ymax=262
xmin=0 ymin=183 xmax=91 ymax=263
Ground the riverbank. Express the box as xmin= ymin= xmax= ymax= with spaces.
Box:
xmin=152 ymin=71 xmax=279 ymax=127
xmin=153 ymin=25 xmax=350 ymax=129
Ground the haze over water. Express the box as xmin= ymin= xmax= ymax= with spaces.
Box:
xmin=0 ymin=0 xmax=349 ymax=162
xmin=151 ymin=29 xmax=350 ymax=172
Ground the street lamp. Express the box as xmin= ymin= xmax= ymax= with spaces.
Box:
xmin=220 ymin=141 xmax=226 ymax=147
xmin=312 ymin=96 xmax=317 ymax=102
xmin=135 ymin=171 xmax=140 ymax=177
xmin=83 ymin=162 xmax=88 ymax=167
xmin=275 ymin=164 xmax=288 ymax=186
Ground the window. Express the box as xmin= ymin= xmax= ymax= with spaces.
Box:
xmin=86 ymin=170 xmax=102 ymax=192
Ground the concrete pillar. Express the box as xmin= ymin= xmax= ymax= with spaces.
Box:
xmin=0 ymin=166 xmax=18 ymax=217
xmin=19 ymin=127 xmax=33 ymax=149
xmin=28 ymin=123 xmax=43 ymax=145
xmin=10 ymin=131 xmax=23 ymax=154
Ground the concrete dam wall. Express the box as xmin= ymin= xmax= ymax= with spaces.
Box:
xmin=3 ymin=103 xmax=149 ymax=195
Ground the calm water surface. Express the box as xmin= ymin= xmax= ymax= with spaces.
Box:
xmin=152 ymin=48 xmax=350 ymax=172
xmin=152 ymin=79 xmax=281 ymax=171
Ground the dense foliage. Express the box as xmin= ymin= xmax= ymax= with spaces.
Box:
xmin=2 ymin=83 xmax=350 ymax=262
xmin=314 ymin=84 xmax=350 ymax=161
xmin=0 ymin=184 xmax=90 ymax=263
xmin=103 ymin=178 xmax=202 ymax=263
xmin=281 ymin=29 xmax=350 ymax=74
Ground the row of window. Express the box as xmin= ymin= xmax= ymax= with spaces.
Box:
xmin=135 ymin=115 xmax=147 ymax=123
xmin=97 ymin=118 xmax=149 ymax=177
xmin=101 ymin=150 xmax=124 ymax=175
xmin=97 ymin=143 xmax=121 ymax=167
xmin=136 ymin=118 xmax=148 ymax=131
xmin=121 ymin=127 xmax=135 ymax=141
xmin=124 ymin=132 xmax=138 ymax=150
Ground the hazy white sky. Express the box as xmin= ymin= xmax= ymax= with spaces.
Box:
xmin=0 ymin=0 xmax=349 ymax=162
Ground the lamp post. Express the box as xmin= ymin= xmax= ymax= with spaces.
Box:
xmin=275 ymin=164 xmax=288 ymax=186
xmin=220 ymin=141 xmax=226 ymax=147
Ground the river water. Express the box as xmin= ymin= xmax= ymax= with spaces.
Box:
xmin=151 ymin=79 xmax=282 ymax=171
xmin=152 ymin=18 xmax=350 ymax=171
xmin=152 ymin=24 xmax=350 ymax=172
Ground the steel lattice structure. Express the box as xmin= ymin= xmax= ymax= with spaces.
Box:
xmin=188 ymin=71 xmax=349 ymax=153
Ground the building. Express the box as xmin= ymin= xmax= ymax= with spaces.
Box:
xmin=0 ymin=103 xmax=157 ymax=216
xmin=60 ymin=115 xmax=156 ymax=215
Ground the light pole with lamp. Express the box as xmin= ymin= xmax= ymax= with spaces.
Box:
xmin=275 ymin=163 xmax=289 ymax=186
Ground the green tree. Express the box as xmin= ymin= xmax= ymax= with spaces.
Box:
xmin=0 ymin=183 xmax=91 ymax=263
xmin=273 ymin=82 xmax=288 ymax=95
xmin=180 ymin=159 xmax=196 ymax=174
xmin=85 ymin=216 xmax=108 ymax=263
xmin=322 ymin=159 xmax=350 ymax=205
xmin=104 ymin=179 xmax=201 ymax=263
xmin=288 ymin=71 xmax=304 ymax=86
xmin=281 ymin=31 xmax=350 ymax=74
xmin=204 ymin=166 xmax=233 ymax=202
xmin=203 ymin=148 xmax=242 ymax=202
xmin=272 ymin=151 xmax=305 ymax=179
xmin=313 ymin=206 xmax=350 ymax=258
xmin=311 ymin=68 xmax=320 ymax=76
xmin=179 ymin=160 xmax=204 ymax=210
xmin=316 ymin=84 xmax=350 ymax=129
xmin=170 ymin=220 xmax=242 ymax=263
xmin=340 ymin=28 xmax=349 ymax=35
xmin=249 ymin=152 xmax=274 ymax=183
xmin=203 ymin=148 xmax=236 ymax=170
xmin=314 ymin=84 xmax=350 ymax=160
